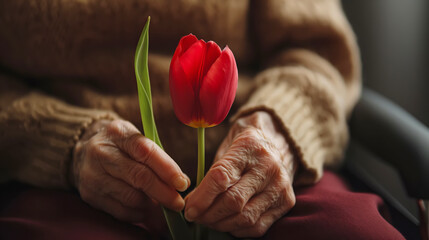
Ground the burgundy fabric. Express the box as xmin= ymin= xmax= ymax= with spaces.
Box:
xmin=0 ymin=171 xmax=404 ymax=240
xmin=264 ymin=171 xmax=404 ymax=240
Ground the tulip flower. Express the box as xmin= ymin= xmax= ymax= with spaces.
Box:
xmin=169 ymin=34 xmax=238 ymax=128
xmin=169 ymin=34 xmax=238 ymax=240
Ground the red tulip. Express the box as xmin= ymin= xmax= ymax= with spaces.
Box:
xmin=169 ymin=34 xmax=238 ymax=128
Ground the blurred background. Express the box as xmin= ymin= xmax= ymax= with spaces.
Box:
xmin=342 ymin=0 xmax=428 ymax=236
xmin=343 ymin=0 xmax=428 ymax=126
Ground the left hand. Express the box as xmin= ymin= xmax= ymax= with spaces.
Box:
xmin=184 ymin=111 xmax=298 ymax=238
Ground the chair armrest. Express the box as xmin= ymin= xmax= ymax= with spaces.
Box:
xmin=349 ymin=88 xmax=429 ymax=199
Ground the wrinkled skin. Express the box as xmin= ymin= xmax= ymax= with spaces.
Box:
xmin=70 ymin=119 xmax=190 ymax=227
xmin=184 ymin=111 xmax=297 ymax=237
xmin=71 ymin=111 xmax=297 ymax=238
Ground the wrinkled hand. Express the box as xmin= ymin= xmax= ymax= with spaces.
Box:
xmin=185 ymin=111 xmax=298 ymax=237
xmin=70 ymin=119 xmax=190 ymax=222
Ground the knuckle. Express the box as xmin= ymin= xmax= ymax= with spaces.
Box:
xmin=223 ymin=188 xmax=246 ymax=213
xmin=123 ymin=133 xmax=140 ymax=152
xmin=278 ymin=181 xmax=296 ymax=210
xmin=209 ymin=164 xmax=233 ymax=192
xmin=96 ymin=145 xmax=109 ymax=160
xmin=237 ymin=211 xmax=258 ymax=228
xmin=249 ymin=169 xmax=268 ymax=188
xmin=266 ymin=158 xmax=282 ymax=176
xmin=258 ymin=152 xmax=282 ymax=177
xmin=254 ymin=141 xmax=276 ymax=160
xmin=264 ymin=189 xmax=278 ymax=207
xmin=133 ymin=137 xmax=156 ymax=164
xmin=106 ymin=120 xmax=126 ymax=136
xmin=141 ymin=139 xmax=157 ymax=164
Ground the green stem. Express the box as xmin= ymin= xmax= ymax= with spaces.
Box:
xmin=197 ymin=127 xmax=205 ymax=186
xmin=159 ymin=140 xmax=192 ymax=240
xmin=196 ymin=127 xmax=205 ymax=240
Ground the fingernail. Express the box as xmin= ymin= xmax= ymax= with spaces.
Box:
xmin=174 ymin=197 xmax=185 ymax=212
xmin=185 ymin=174 xmax=191 ymax=186
xmin=185 ymin=207 xmax=198 ymax=221
xmin=173 ymin=176 xmax=189 ymax=192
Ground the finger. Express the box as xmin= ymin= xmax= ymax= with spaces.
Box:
xmin=208 ymin=187 xmax=279 ymax=232
xmin=196 ymin=169 xmax=268 ymax=225
xmin=100 ymin=175 xmax=152 ymax=210
xmin=106 ymin=120 xmax=190 ymax=191
xmin=185 ymin=128 xmax=269 ymax=221
xmin=101 ymin=178 xmax=166 ymax=231
xmin=214 ymin=180 xmax=295 ymax=234
xmin=230 ymin=207 xmax=285 ymax=238
xmin=125 ymin=135 xmax=190 ymax=191
xmin=100 ymin=151 xmax=185 ymax=212
xmin=184 ymin=150 xmax=246 ymax=221
xmin=87 ymin=191 xmax=148 ymax=223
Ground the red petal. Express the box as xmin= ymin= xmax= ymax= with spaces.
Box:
xmin=172 ymin=34 xmax=198 ymax=59
xmin=199 ymin=47 xmax=238 ymax=125
xmin=169 ymin=49 xmax=197 ymax=125
xmin=202 ymin=41 xmax=221 ymax=77
xmin=179 ymin=40 xmax=205 ymax=89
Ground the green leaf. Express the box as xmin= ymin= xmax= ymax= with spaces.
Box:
xmin=134 ymin=16 xmax=162 ymax=147
xmin=134 ymin=16 xmax=192 ymax=240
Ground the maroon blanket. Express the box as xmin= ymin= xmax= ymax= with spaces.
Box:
xmin=0 ymin=171 xmax=404 ymax=240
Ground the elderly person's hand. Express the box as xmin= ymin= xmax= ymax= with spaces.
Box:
xmin=69 ymin=119 xmax=190 ymax=222
xmin=184 ymin=111 xmax=298 ymax=237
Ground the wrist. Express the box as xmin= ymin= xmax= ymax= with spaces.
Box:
xmin=68 ymin=119 xmax=112 ymax=188
xmin=235 ymin=111 xmax=299 ymax=179
xmin=234 ymin=111 xmax=281 ymax=140
xmin=80 ymin=119 xmax=112 ymax=141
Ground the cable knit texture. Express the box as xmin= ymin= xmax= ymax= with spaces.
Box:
xmin=0 ymin=76 xmax=119 ymax=188
xmin=0 ymin=0 xmax=360 ymax=188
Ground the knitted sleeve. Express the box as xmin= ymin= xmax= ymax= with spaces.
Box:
xmin=0 ymin=75 xmax=119 ymax=188
xmin=233 ymin=0 xmax=361 ymax=185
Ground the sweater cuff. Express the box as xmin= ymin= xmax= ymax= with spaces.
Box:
xmin=6 ymin=93 xmax=120 ymax=189
xmin=54 ymin=106 xmax=120 ymax=189
xmin=231 ymin=67 xmax=348 ymax=185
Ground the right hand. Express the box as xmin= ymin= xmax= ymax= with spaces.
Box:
xmin=69 ymin=119 xmax=190 ymax=222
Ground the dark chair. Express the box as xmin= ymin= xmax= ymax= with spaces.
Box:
xmin=344 ymin=88 xmax=429 ymax=240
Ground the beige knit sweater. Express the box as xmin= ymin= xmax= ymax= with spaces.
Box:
xmin=0 ymin=0 xmax=360 ymax=188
